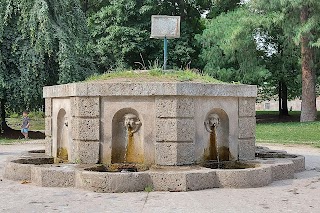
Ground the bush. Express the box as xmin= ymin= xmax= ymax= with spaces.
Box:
xmin=9 ymin=113 xmax=20 ymax=119
xmin=28 ymin=111 xmax=45 ymax=119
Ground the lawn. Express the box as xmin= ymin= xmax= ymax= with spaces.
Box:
xmin=256 ymin=111 xmax=320 ymax=148
xmin=6 ymin=117 xmax=45 ymax=131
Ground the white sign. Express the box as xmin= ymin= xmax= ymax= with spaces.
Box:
xmin=150 ymin=15 xmax=181 ymax=39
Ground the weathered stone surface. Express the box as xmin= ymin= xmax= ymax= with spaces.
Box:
xmin=44 ymin=82 xmax=257 ymax=98
xmin=44 ymin=137 xmax=52 ymax=156
xmin=76 ymin=171 xmax=152 ymax=193
xmin=215 ymin=165 xmax=272 ymax=188
xmin=73 ymin=141 xmax=100 ymax=164
xmin=31 ymin=166 xmax=75 ymax=187
xmin=291 ymin=155 xmax=305 ymax=172
xmin=156 ymin=97 xmax=195 ymax=118
xmin=4 ymin=162 xmax=32 ymax=181
xmin=71 ymin=118 xmax=100 ymax=141
xmin=45 ymin=117 xmax=52 ymax=137
xmin=45 ymin=98 xmax=52 ymax=117
xmin=155 ymin=142 xmax=195 ymax=166
xmin=156 ymin=118 xmax=195 ymax=142
xmin=71 ymin=97 xmax=100 ymax=118
xmin=270 ymin=161 xmax=295 ymax=181
xmin=185 ymin=170 xmax=217 ymax=191
xmin=238 ymin=139 xmax=256 ymax=160
xmin=150 ymin=172 xmax=187 ymax=191
xmin=239 ymin=98 xmax=256 ymax=117
xmin=238 ymin=117 xmax=256 ymax=139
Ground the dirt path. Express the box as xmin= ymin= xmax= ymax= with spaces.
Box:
xmin=0 ymin=142 xmax=320 ymax=213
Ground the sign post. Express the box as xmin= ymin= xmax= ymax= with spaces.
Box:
xmin=151 ymin=15 xmax=181 ymax=70
xmin=164 ymin=37 xmax=168 ymax=70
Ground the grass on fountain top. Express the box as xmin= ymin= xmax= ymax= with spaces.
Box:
xmin=86 ymin=69 xmax=225 ymax=84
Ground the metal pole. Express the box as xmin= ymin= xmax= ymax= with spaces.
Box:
xmin=163 ymin=36 xmax=168 ymax=70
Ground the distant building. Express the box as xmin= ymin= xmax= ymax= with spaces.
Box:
xmin=256 ymin=97 xmax=320 ymax=111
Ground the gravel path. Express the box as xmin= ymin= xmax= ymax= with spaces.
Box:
xmin=0 ymin=142 xmax=319 ymax=213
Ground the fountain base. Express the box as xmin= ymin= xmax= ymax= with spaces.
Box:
xmin=4 ymin=147 xmax=305 ymax=193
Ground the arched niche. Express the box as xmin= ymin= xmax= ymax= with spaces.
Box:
xmin=111 ymin=108 xmax=144 ymax=164
xmin=203 ymin=108 xmax=230 ymax=161
xmin=56 ymin=108 xmax=69 ymax=162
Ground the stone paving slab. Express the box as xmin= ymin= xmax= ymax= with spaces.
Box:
xmin=0 ymin=142 xmax=320 ymax=213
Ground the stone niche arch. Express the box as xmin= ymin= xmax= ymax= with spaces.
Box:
xmin=56 ymin=108 xmax=70 ymax=162
xmin=111 ymin=108 xmax=144 ymax=164
xmin=203 ymin=108 xmax=230 ymax=161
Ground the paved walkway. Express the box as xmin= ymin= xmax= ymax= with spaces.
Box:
xmin=0 ymin=142 xmax=320 ymax=213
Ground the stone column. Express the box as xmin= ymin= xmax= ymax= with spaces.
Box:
xmin=238 ymin=97 xmax=256 ymax=160
xmin=44 ymin=98 xmax=52 ymax=155
xmin=71 ymin=97 xmax=100 ymax=164
xmin=155 ymin=97 xmax=195 ymax=166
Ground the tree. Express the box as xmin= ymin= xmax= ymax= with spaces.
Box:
xmin=247 ymin=0 xmax=320 ymax=121
xmin=199 ymin=1 xmax=320 ymax=120
xmin=88 ymin=0 xmax=211 ymax=72
xmin=0 ymin=0 xmax=94 ymax=130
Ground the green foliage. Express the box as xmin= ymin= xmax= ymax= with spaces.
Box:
xmin=9 ymin=112 xmax=19 ymax=119
xmin=88 ymin=0 xmax=208 ymax=72
xmin=0 ymin=0 xmax=95 ymax=113
xmin=197 ymin=1 xmax=320 ymax=102
xmin=144 ymin=185 xmax=153 ymax=193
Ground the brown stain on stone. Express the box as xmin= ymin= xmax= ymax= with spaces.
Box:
xmin=219 ymin=146 xmax=230 ymax=161
xmin=204 ymin=127 xmax=229 ymax=161
xmin=125 ymin=127 xmax=144 ymax=164
xmin=56 ymin=147 xmax=68 ymax=163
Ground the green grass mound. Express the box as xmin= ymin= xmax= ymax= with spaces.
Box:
xmin=86 ymin=69 xmax=225 ymax=84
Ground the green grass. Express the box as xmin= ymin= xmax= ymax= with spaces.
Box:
xmin=6 ymin=117 xmax=45 ymax=131
xmin=86 ymin=69 xmax=224 ymax=84
xmin=256 ymin=121 xmax=320 ymax=148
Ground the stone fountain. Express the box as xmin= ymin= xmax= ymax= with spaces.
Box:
xmin=4 ymin=79 xmax=305 ymax=192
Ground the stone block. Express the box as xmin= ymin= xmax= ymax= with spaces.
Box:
xmin=71 ymin=118 xmax=100 ymax=141
xmin=238 ymin=117 xmax=256 ymax=139
xmin=239 ymin=98 xmax=256 ymax=117
xmin=31 ymin=166 xmax=75 ymax=187
xmin=45 ymin=98 xmax=52 ymax=117
xmin=271 ymin=161 xmax=295 ymax=181
xmin=215 ymin=165 xmax=272 ymax=188
xmin=4 ymin=162 xmax=32 ymax=181
xmin=44 ymin=137 xmax=52 ymax=156
xmin=185 ymin=170 xmax=217 ymax=191
xmin=43 ymin=83 xmax=88 ymax=98
xmin=71 ymin=97 xmax=100 ymax=118
xmin=176 ymin=83 xmax=257 ymax=97
xmin=44 ymin=82 xmax=257 ymax=98
xmin=76 ymin=171 xmax=152 ymax=193
xmin=291 ymin=156 xmax=305 ymax=172
xmin=45 ymin=117 xmax=52 ymax=137
xmin=156 ymin=118 xmax=195 ymax=142
xmin=150 ymin=172 xmax=187 ymax=191
xmin=155 ymin=142 xmax=195 ymax=166
xmin=238 ymin=139 xmax=256 ymax=160
xmin=156 ymin=97 xmax=195 ymax=118
xmin=73 ymin=140 xmax=100 ymax=164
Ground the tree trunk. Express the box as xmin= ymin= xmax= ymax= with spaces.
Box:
xmin=279 ymin=81 xmax=289 ymax=117
xmin=278 ymin=81 xmax=282 ymax=116
xmin=300 ymin=6 xmax=317 ymax=122
xmin=281 ymin=81 xmax=289 ymax=116
xmin=0 ymin=99 xmax=9 ymax=132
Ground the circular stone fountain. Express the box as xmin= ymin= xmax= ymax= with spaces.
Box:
xmin=4 ymin=75 xmax=305 ymax=192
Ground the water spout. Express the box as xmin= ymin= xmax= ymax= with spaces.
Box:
xmin=205 ymin=113 xmax=221 ymax=166
xmin=123 ymin=114 xmax=142 ymax=163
